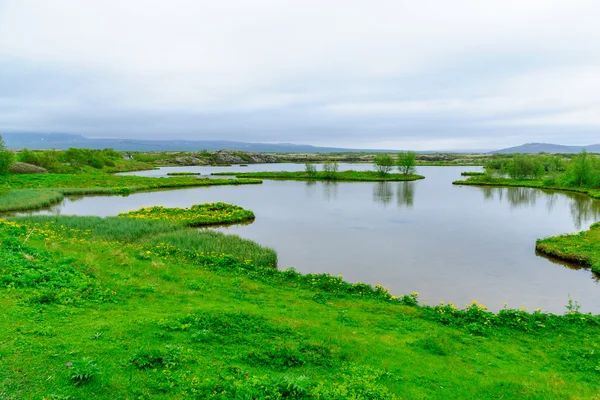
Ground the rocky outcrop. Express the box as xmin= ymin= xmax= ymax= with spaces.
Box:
xmin=169 ymin=151 xmax=281 ymax=166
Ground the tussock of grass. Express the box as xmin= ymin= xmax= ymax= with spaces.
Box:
xmin=212 ymin=170 xmax=425 ymax=181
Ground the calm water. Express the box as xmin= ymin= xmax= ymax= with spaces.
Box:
xmin=17 ymin=165 xmax=600 ymax=313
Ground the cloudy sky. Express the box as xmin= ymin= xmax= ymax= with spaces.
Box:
xmin=1 ymin=0 xmax=599 ymax=150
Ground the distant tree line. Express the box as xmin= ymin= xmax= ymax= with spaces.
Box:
xmin=16 ymin=147 xmax=121 ymax=173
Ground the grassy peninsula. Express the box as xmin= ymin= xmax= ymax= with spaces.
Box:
xmin=2 ymin=215 xmax=600 ymax=398
xmin=0 ymin=174 xmax=261 ymax=212
xmin=536 ymin=222 xmax=600 ymax=274
xmin=212 ymin=170 xmax=425 ymax=182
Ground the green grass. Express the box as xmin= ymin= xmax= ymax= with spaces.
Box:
xmin=118 ymin=203 xmax=256 ymax=227
xmin=212 ymin=170 xmax=425 ymax=181
xmin=1 ymin=217 xmax=600 ymax=398
xmin=536 ymin=222 xmax=600 ymax=273
xmin=0 ymin=174 xmax=262 ymax=212
xmin=0 ymin=189 xmax=64 ymax=212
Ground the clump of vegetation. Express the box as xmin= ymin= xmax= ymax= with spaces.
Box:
xmin=373 ymin=153 xmax=395 ymax=177
xmin=17 ymin=147 xmax=122 ymax=173
xmin=397 ymin=151 xmax=417 ymax=176
xmin=304 ymin=162 xmax=318 ymax=178
xmin=118 ymin=202 xmax=255 ymax=227
xmin=322 ymin=159 xmax=339 ymax=179
xmin=69 ymin=357 xmax=100 ymax=384
xmin=166 ymin=172 xmax=202 ymax=176
xmin=0 ymin=134 xmax=15 ymax=175
xmin=9 ymin=161 xmax=48 ymax=174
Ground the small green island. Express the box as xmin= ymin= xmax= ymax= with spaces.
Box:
xmin=212 ymin=170 xmax=424 ymax=181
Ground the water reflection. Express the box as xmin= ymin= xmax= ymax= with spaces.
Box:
xmin=477 ymin=187 xmax=600 ymax=230
xmin=397 ymin=182 xmax=415 ymax=209
xmin=372 ymin=181 xmax=416 ymax=208
xmin=323 ymin=181 xmax=339 ymax=201
xmin=305 ymin=180 xmax=317 ymax=198
xmin=568 ymin=194 xmax=600 ymax=230
xmin=536 ymin=250 xmax=600 ymax=283
xmin=373 ymin=182 xmax=393 ymax=206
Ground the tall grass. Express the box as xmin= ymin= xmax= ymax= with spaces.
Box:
xmin=10 ymin=215 xmax=277 ymax=267
xmin=148 ymin=229 xmax=277 ymax=268
xmin=0 ymin=189 xmax=64 ymax=212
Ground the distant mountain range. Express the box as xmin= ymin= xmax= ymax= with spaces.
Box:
xmin=2 ymin=133 xmax=596 ymax=154
xmin=0 ymin=132 xmax=489 ymax=153
xmin=492 ymin=143 xmax=600 ymax=154
xmin=0 ymin=133 xmax=366 ymax=153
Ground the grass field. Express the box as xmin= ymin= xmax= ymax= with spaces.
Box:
xmin=1 ymin=216 xmax=600 ymax=398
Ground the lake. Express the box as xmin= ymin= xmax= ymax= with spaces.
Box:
xmin=19 ymin=164 xmax=600 ymax=313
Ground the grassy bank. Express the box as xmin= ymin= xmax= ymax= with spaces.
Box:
xmin=453 ymin=176 xmax=600 ymax=200
xmin=536 ymin=222 xmax=600 ymax=274
xmin=0 ymin=174 xmax=261 ymax=212
xmin=212 ymin=170 xmax=425 ymax=182
xmin=1 ymin=217 xmax=600 ymax=398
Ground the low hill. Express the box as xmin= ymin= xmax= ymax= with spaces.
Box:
xmin=493 ymin=143 xmax=600 ymax=154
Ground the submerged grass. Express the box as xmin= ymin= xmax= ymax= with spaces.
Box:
xmin=1 ymin=216 xmax=600 ymax=398
xmin=0 ymin=174 xmax=262 ymax=212
xmin=212 ymin=170 xmax=425 ymax=181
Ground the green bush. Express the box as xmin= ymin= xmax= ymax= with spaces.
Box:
xmin=397 ymin=151 xmax=417 ymax=176
xmin=0 ymin=134 xmax=15 ymax=175
xmin=9 ymin=162 xmax=48 ymax=174
xmin=373 ymin=153 xmax=394 ymax=176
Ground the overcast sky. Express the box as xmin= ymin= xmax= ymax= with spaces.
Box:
xmin=1 ymin=1 xmax=599 ymax=150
